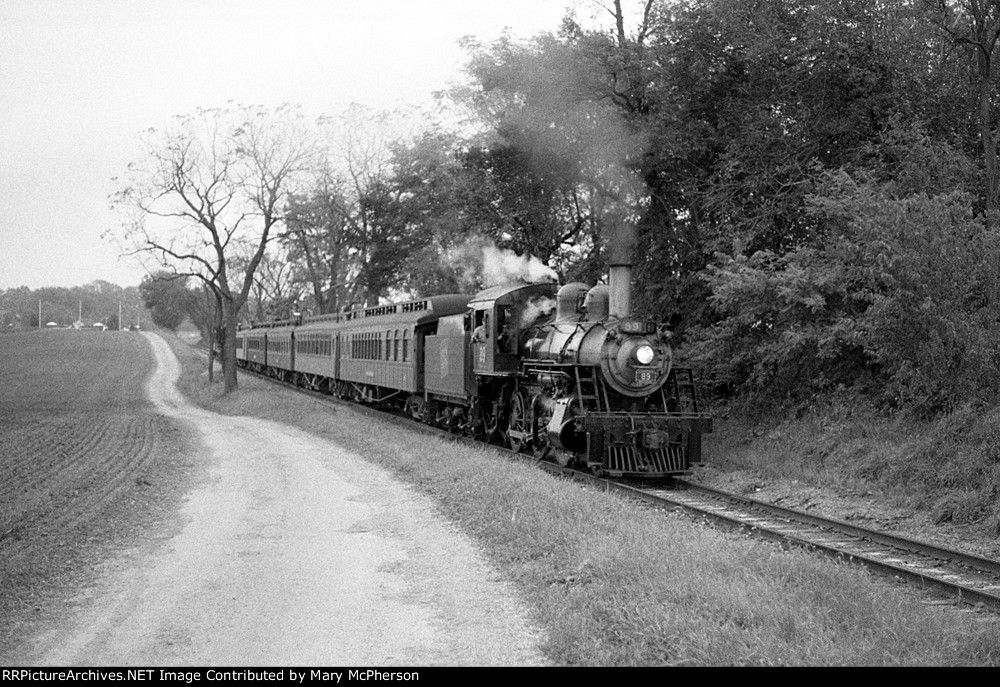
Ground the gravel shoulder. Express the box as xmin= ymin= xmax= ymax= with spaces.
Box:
xmin=7 ymin=332 xmax=547 ymax=666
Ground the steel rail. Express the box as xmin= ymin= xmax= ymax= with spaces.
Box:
xmin=605 ymin=478 xmax=1000 ymax=612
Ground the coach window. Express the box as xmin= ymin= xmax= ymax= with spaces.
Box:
xmin=402 ymin=329 xmax=410 ymax=362
xmin=393 ymin=329 xmax=399 ymax=361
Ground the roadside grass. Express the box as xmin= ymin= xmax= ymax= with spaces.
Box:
xmin=165 ymin=337 xmax=1000 ymax=666
xmin=708 ymin=396 xmax=1000 ymax=533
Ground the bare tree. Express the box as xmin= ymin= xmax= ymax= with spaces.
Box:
xmin=246 ymin=249 xmax=301 ymax=321
xmin=110 ymin=104 xmax=318 ymax=392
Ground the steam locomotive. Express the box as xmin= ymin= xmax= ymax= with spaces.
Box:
xmin=236 ymin=259 xmax=711 ymax=477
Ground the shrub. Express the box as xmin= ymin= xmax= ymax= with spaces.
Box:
xmin=687 ymin=170 xmax=1000 ymax=415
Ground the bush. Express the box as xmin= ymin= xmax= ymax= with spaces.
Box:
xmin=687 ymin=170 xmax=1000 ymax=416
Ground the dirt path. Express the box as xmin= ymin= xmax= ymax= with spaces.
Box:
xmin=21 ymin=332 xmax=547 ymax=666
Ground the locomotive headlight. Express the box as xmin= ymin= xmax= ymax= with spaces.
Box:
xmin=635 ymin=344 xmax=655 ymax=365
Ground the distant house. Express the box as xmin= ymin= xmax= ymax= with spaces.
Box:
xmin=72 ymin=320 xmax=84 ymax=329
xmin=45 ymin=321 xmax=59 ymax=328
xmin=92 ymin=322 xmax=107 ymax=331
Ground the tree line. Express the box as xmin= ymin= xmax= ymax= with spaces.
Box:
xmin=116 ymin=0 xmax=1000 ymax=414
xmin=0 ymin=282 xmax=147 ymax=331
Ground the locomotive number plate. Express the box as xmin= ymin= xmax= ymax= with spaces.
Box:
xmin=635 ymin=368 xmax=657 ymax=384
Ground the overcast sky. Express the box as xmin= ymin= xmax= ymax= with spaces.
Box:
xmin=0 ymin=0 xmax=576 ymax=290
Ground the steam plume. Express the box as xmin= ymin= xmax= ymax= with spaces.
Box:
xmin=445 ymin=235 xmax=557 ymax=290
xmin=519 ymin=295 xmax=556 ymax=327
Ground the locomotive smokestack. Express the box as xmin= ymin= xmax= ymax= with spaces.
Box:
xmin=608 ymin=224 xmax=636 ymax=320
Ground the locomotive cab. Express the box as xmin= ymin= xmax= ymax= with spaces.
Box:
xmin=467 ymin=282 xmax=558 ymax=377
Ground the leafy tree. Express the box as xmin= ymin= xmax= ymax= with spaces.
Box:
xmin=385 ymin=130 xmax=474 ymax=295
xmin=139 ymin=272 xmax=193 ymax=331
xmin=622 ymin=0 xmax=953 ymax=332
xmin=688 ymin=157 xmax=1000 ymax=415
xmin=283 ymin=180 xmax=355 ymax=314
xmin=454 ymin=26 xmax=646 ymax=284
xmin=925 ymin=0 xmax=1000 ymax=219
xmin=111 ymin=105 xmax=317 ymax=391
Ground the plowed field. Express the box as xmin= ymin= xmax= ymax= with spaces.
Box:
xmin=0 ymin=330 xmax=197 ymax=656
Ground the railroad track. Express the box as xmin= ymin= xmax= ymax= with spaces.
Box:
xmin=596 ymin=477 xmax=1000 ymax=613
xmin=232 ymin=359 xmax=1000 ymax=613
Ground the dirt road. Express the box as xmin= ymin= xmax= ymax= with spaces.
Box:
xmin=20 ymin=332 xmax=547 ymax=666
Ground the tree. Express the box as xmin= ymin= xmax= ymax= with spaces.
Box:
xmin=282 ymin=105 xmax=436 ymax=310
xmin=283 ymin=178 xmax=355 ymax=314
xmin=453 ymin=26 xmax=648 ymax=288
xmin=139 ymin=272 xmax=194 ymax=331
xmin=245 ymin=250 xmax=301 ymax=321
xmin=926 ymin=0 xmax=1000 ymax=219
xmin=111 ymin=105 xmax=317 ymax=392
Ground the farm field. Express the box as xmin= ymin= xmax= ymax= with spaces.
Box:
xmin=0 ymin=330 xmax=198 ymax=656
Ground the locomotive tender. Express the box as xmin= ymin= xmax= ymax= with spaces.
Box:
xmin=236 ymin=261 xmax=711 ymax=477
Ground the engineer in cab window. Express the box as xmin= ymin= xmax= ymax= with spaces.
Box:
xmin=471 ymin=312 xmax=488 ymax=343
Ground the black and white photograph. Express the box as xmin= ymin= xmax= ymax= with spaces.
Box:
xmin=2 ymin=0 xmax=1000 ymax=670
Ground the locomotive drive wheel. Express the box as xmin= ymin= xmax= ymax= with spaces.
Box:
xmin=507 ymin=390 xmax=529 ymax=453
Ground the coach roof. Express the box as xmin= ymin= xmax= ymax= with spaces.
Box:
xmin=300 ymin=294 xmax=471 ymax=330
